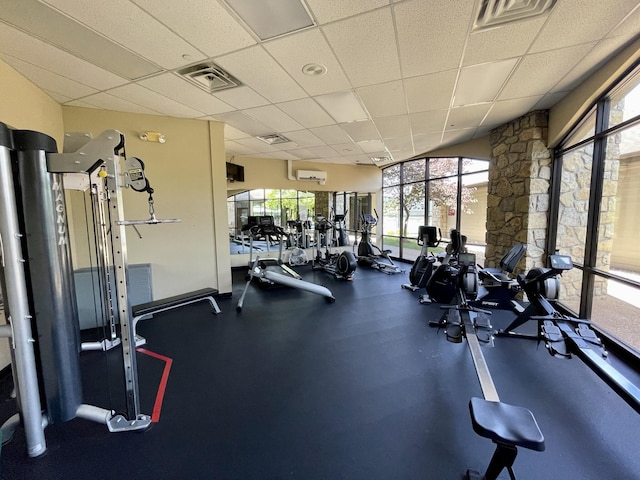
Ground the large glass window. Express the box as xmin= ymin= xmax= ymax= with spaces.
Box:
xmin=228 ymin=189 xmax=316 ymax=253
xmin=551 ymin=63 xmax=640 ymax=350
xmin=382 ymin=157 xmax=489 ymax=261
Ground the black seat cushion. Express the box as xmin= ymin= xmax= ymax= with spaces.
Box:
xmin=469 ymin=397 xmax=545 ymax=451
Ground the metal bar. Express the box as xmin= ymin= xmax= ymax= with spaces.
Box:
xmin=0 ymin=131 xmax=47 ymax=457
xmin=462 ymin=310 xmax=500 ymax=403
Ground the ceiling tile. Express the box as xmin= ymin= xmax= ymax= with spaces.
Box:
xmin=43 ymin=0 xmax=205 ymax=69
xmin=0 ymin=0 xmax=160 ymax=79
xmin=410 ymin=110 xmax=448 ymax=134
xmin=70 ymin=92 xmax=162 ymax=115
xmin=446 ymin=104 xmax=492 ymax=130
xmin=404 ymin=70 xmax=458 ymax=113
xmin=322 ymin=8 xmax=401 ymax=87
xmin=216 ymin=46 xmax=307 ymax=103
xmin=235 ymin=137 xmax=280 ymax=153
xmin=442 ymin=128 xmax=476 ymax=146
xmin=374 ymin=115 xmax=411 ymax=139
xmin=131 ymin=0 xmax=256 ymax=57
xmin=499 ymin=43 xmax=596 ymax=100
xmin=0 ymin=53 xmax=98 ymax=99
xmin=413 ymin=132 xmax=442 ymax=152
xmin=462 ymin=17 xmax=547 ymax=66
xmin=454 ymin=59 xmax=519 ymax=107
xmin=224 ymin=125 xmax=252 ymax=140
xmin=383 ymin=136 xmax=414 ymax=152
xmin=281 ymin=129 xmax=324 ymax=147
xmin=286 ymin=147 xmax=318 ymax=159
xmin=309 ymin=125 xmax=354 ymax=144
xmin=213 ymin=86 xmax=270 ymax=110
xmin=243 ymin=105 xmax=304 ymax=132
xmin=395 ymin=0 xmax=473 ymax=77
xmin=340 ymin=120 xmax=380 ymax=142
xmin=330 ymin=143 xmax=364 ymax=155
xmin=264 ymin=28 xmax=352 ymax=96
xmin=357 ymin=139 xmax=385 ymax=153
xmin=277 ymin=98 xmax=335 ymax=128
xmin=225 ymin=140 xmax=258 ymax=155
xmin=139 ymin=73 xmax=235 ymax=115
xmin=314 ymin=91 xmax=369 ymax=123
xmin=552 ymin=35 xmax=637 ymax=94
xmin=357 ymin=80 xmax=407 ymax=118
xmin=108 ymin=84 xmax=205 ymax=118
xmin=609 ymin=5 xmax=640 ymax=37
xmin=0 ymin=22 xmax=128 ymax=91
xmin=530 ymin=0 xmax=640 ymax=54
xmin=482 ymin=96 xmax=543 ymax=127
xmin=215 ymin=111 xmax=272 ymax=136
xmin=305 ymin=145 xmax=341 ymax=158
xmin=45 ymin=90 xmax=72 ymax=103
xmin=306 ymin=0 xmax=390 ymax=24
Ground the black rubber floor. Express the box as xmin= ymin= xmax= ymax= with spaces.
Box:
xmin=2 ymin=264 xmax=640 ymax=479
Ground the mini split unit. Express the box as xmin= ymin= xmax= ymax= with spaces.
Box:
xmin=296 ymin=169 xmax=327 ymax=183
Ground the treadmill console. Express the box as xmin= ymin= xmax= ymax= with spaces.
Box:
xmin=549 ymin=254 xmax=573 ymax=270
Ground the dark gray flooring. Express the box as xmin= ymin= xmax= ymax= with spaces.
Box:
xmin=2 ymin=264 xmax=640 ymax=479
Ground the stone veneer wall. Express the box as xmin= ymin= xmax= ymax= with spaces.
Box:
xmin=485 ymin=110 xmax=552 ymax=273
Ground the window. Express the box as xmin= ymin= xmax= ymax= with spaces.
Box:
xmin=550 ymin=63 xmax=640 ymax=350
xmin=382 ymin=157 xmax=488 ymax=261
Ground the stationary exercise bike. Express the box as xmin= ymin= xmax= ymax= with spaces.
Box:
xmin=353 ymin=210 xmax=404 ymax=274
xmin=402 ymin=226 xmax=442 ymax=291
xmin=472 ymin=243 xmax=527 ymax=313
xmin=424 ymin=229 xmax=472 ymax=304
xmin=429 ymin=231 xmax=545 ymax=480
xmin=312 ymin=213 xmax=357 ymax=280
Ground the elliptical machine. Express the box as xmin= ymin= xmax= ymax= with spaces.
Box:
xmin=402 ymin=226 xmax=441 ymax=293
xmin=354 ymin=210 xmax=404 ymax=274
xmin=312 ymin=212 xmax=357 ymax=280
xmin=424 ymin=229 xmax=473 ymax=304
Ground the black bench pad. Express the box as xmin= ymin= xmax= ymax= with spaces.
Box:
xmin=133 ymin=288 xmax=219 ymax=317
xmin=469 ymin=397 xmax=545 ymax=451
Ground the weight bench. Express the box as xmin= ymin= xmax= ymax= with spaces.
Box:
xmin=467 ymin=397 xmax=545 ymax=480
xmin=132 ymin=287 xmax=221 ymax=346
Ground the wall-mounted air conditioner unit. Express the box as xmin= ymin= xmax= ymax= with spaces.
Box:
xmin=296 ymin=170 xmax=327 ymax=184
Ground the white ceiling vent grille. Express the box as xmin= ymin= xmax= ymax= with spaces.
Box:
xmin=257 ymin=134 xmax=291 ymax=145
xmin=178 ymin=63 xmax=243 ymax=93
xmin=473 ymin=0 xmax=556 ymax=30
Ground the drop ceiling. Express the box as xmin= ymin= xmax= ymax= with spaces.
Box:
xmin=0 ymin=0 xmax=639 ymax=166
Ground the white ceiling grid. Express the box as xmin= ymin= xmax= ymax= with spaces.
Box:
xmin=0 ymin=0 xmax=637 ymax=166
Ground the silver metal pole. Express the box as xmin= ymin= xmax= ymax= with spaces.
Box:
xmin=0 ymin=128 xmax=47 ymax=457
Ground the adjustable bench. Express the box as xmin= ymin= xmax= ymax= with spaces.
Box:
xmin=132 ymin=287 xmax=221 ymax=346
xmin=466 ymin=397 xmax=545 ymax=480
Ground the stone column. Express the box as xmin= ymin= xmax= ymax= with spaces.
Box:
xmin=485 ymin=110 xmax=551 ymax=273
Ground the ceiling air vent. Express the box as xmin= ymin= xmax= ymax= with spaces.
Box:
xmin=257 ymin=134 xmax=290 ymax=145
xmin=178 ymin=63 xmax=243 ymax=93
xmin=473 ymin=0 xmax=556 ymax=31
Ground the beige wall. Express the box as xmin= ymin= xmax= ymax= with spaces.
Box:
xmin=0 ymin=59 xmax=64 ymax=370
xmin=227 ymin=156 xmax=381 ymax=193
xmin=0 ymin=59 xmax=64 ymax=146
xmin=549 ymin=36 xmax=640 ymax=147
xmin=61 ymin=106 xmax=230 ymax=298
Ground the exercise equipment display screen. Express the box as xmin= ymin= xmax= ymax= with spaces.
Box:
xmin=549 ymin=254 xmax=572 ymax=270
xmin=458 ymin=252 xmax=476 ymax=266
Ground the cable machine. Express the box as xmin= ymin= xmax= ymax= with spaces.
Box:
xmin=0 ymin=124 xmax=175 ymax=457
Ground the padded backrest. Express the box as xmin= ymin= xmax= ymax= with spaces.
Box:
xmin=500 ymin=243 xmax=527 ymax=273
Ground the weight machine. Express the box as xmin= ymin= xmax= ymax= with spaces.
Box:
xmin=0 ymin=124 xmax=176 ymax=457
